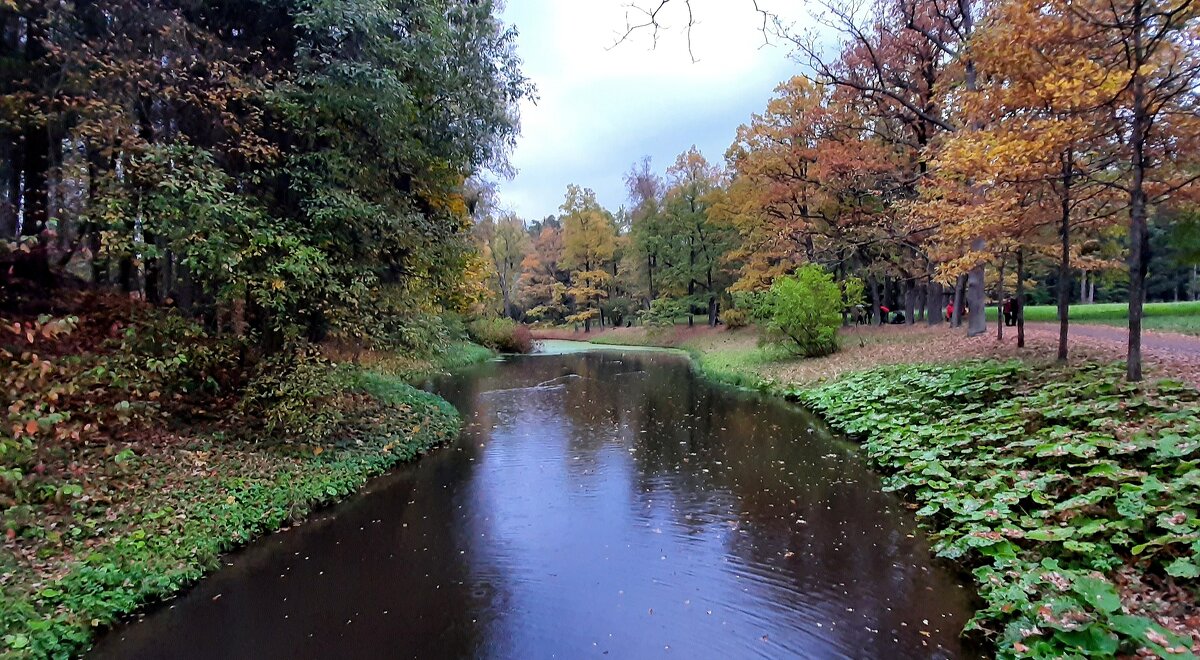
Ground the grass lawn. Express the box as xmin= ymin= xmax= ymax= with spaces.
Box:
xmin=985 ymin=301 xmax=1200 ymax=335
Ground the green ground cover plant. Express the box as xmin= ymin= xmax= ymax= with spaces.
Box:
xmin=797 ymin=361 xmax=1200 ymax=658
xmin=0 ymin=300 xmax=487 ymax=658
xmin=0 ymin=370 xmax=459 ymax=658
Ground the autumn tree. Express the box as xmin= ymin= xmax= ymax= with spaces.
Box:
xmin=719 ymin=77 xmax=831 ymax=292
xmin=474 ymin=212 xmax=530 ymax=318
xmin=559 ymin=185 xmax=617 ymax=331
xmin=518 ymin=220 xmax=569 ymax=322
xmin=923 ymin=0 xmax=1124 ymax=357
xmin=1061 ymin=0 xmax=1200 ymax=380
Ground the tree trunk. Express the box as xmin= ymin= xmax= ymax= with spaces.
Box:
xmin=952 ymin=274 xmax=966 ymax=327
xmin=1126 ymin=3 xmax=1151 ymax=382
xmin=996 ymin=257 xmax=1005 ymax=341
xmin=0 ymin=136 xmax=15 ymax=240
xmin=647 ymin=254 xmax=655 ymax=301
xmin=708 ymin=296 xmax=718 ymax=327
xmin=904 ymin=277 xmax=916 ymax=325
xmin=962 ymin=0 xmax=986 ymax=338
xmin=1057 ymin=155 xmax=1072 ymax=362
xmin=19 ymin=124 xmax=48 ymax=238
xmin=838 ymin=261 xmax=849 ymax=327
xmin=868 ymin=274 xmax=882 ymax=325
xmin=967 ymin=253 xmax=986 ymax=336
xmin=926 ymin=264 xmax=943 ymax=327
xmin=1080 ymin=271 xmax=1088 ymax=304
xmin=1017 ymin=248 xmax=1026 ymax=348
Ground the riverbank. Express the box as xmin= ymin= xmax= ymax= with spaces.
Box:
xmin=0 ymin=350 xmax=488 ymax=658
xmin=533 ymin=325 xmax=1200 ymax=657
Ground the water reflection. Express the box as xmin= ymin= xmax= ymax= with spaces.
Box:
xmin=90 ymin=348 xmax=975 ymax=659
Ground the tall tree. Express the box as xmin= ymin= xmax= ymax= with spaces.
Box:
xmin=559 ymin=184 xmax=617 ymax=331
xmin=474 ymin=212 xmax=530 ymax=318
xmin=658 ymin=147 xmax=733 ymax=326
xmin=1063 ymin=0 xmax=1200 ymax=380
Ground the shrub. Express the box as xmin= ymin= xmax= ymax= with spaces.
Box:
xmin=367 ymin=304 xmax=465 ymax=357
xmin=638 ymin=297 xmax=687 ymax=327
xmin=466 ymin=317 xmax=533 ymax=353
xmin=601 ymin=296 xmax=636 ymax=327
xmin=841 ymin=276 xmax=865 ymax=310
xmin=757 ymin=265 xmax=842 ymax=357
xmin=719 ymin=308 xmax=749 ymax=329
xmin=237 ymin=343 xmax=355 ymax=443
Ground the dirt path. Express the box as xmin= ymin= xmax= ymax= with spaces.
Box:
xmin=1026 ymin=322 xmax=1200 ymax=357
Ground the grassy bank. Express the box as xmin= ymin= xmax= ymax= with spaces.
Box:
xmin=987 ymin=301 xmax=1200 ymax=335
xmin=533 ymin=324 xmax=1200 ymax=656
xmin=1 ymin=341 xmax=488 ymax=658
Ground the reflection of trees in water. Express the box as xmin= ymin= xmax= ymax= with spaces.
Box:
xmin=101 ymin=352 xmax=973 ymax=659
xmin=437 ymin=352 xmax=973 ymax=657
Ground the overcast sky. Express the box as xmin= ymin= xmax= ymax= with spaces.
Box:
xmin=495 ymin=0 xmax=808 ymax=221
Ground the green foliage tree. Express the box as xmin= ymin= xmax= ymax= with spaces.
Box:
xmin=654 ymin=147 xmax=735 ymax=327
xmin=474 ymin=212 xmax=531 ymax=318
xmin=2 ymin=0 xmax=532 ymax=351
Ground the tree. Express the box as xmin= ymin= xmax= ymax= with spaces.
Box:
xmin=625 ymin=156 xmax=666 ymax=305
xmin=657 ymin=147 xmax=734 ymax=326
xmin=559 ymin=185 xmax=617 ymax=331
xmin=1062 ymin=0 xmax=1200 ymax=380
xmin=719 ymin=77 xmax=831 ymax=292
xmin=789 ymin=0 xmax=993 ymax=336
xmin=518 ymin=223 xmax=569 ymax=321
xmin=923 ymin=0 xmax=1122 ymax=359
xmin=1 ymin=0 xmax=532 ymax=349
xmin=475 ymin=212 xmax=530 ymax=318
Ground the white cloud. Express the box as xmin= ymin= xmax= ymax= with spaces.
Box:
xmin=496 ymin=0 xmax=809 ymax=220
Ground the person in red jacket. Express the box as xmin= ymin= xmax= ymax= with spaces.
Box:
xmin=944 ymin=301 xmax=954 ymax=321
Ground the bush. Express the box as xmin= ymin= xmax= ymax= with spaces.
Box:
xmin=466 ymin=317 xmax=534 ymax=353
xmin=237 ymin=343 xmax=355 ymax=443
xmin=719 ymin=308 xmax=749 ymax=329
xmin=367 ymin=304 xmax=465 ymax=356
xmin=757 ymin=265 xmax=842 ymax=357
xmin=601 ymin=296 xmax=636 ymax=327
xmin=638 ymin=297 xmax=687 ymax=327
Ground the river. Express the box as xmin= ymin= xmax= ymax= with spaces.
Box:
xmin=90 ymin=341 xmax=976 ymax=659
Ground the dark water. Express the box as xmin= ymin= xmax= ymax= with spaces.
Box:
xmin=90 ymin=343 xmax=975 ymax=659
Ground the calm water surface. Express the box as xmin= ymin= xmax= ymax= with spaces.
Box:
xmin=91 ymin=342 xmax=975 ymax=659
